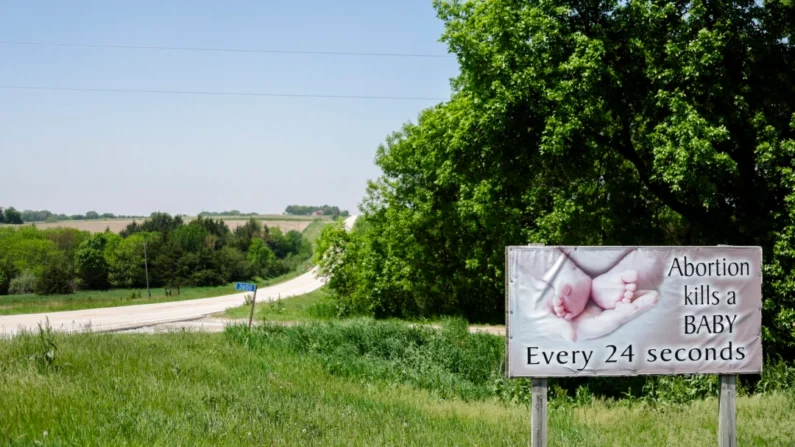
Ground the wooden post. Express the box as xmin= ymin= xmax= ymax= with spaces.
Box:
xmin=522 ymin=243 xmax=548 ymax=447
xmin=531 ymin=378 xmax=548 ymax=447
xmin=247 ymin=285 xmax=258 ymax=329
xmin=719 ymin=375 xmax=736 ymax=447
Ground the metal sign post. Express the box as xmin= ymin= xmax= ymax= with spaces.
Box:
xmin=235 ymin=282 xmax=258 ymax=329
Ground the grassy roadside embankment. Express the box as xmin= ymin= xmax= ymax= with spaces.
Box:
xmin=0 ymin=321 xmax=792 ymax=446
xmin=222 ymin=287 xmax=337 ymax=321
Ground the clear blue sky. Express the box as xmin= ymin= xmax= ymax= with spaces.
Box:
xmin=0 ymin=1 xmax=458 ymax=216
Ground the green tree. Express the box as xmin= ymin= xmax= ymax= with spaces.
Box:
xmin=318 ymin=0 xmax=795 ymax=354
xmin=85 ymin=211 xmax=100 ymax=220
xmin=34 ymin=252 xmax=74 ymax=295
xmin=106 ymin=233 xmax=146 ymax=288
xmin=4 ymin=207 xmax=22 ymax=224
xmin=173 ymin=225 xmax=209 ymax=252
xmin=75 ymin=233 xmax=113 ymax=289
xmin=232 ymin=218 xmax=263 ymax=252
xmin=247 ymin=238 xmax=275 ymax=277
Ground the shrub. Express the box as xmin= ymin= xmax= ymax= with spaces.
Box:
xmin=35 ymin=255 xmax=75 ymax=295
xmin=9 ymin=270 xmax=36 ymax=295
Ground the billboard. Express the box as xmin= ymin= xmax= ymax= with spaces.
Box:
xmin=506 ymin=246 xmax=762 ymax=377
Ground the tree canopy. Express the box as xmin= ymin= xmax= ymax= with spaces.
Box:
xmin=316 ymin=0 xmax=795 ymax=355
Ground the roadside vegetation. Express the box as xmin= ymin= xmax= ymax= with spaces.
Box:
xmin=302 ymin=219 xmax=334 ymax=246
xmin=0 ymin=213 xmax=316 ymax=312
xmin=222 ymin=287 xmax=338 ymax=321
xmin=0 ymin=323 xmax=792 ymax=446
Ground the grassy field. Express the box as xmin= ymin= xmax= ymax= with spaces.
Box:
xmin=0 ymin=270 xmax=304 ymax=316
xmin=301 ymin=219 xmax=334 ymax=246
xmin=221 ymin=287 xmax=336 ymax=321
xmin=0 ymin=325 xmax=792 ymax=446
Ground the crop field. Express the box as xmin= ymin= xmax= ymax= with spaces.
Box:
xmin=20 ymin=215 xmax=317 ymax=234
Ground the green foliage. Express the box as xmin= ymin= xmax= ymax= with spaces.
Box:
xmin=106 ymin=233 xmax=147 ymax=289
xmin=317 ymin=0 xmax=795 ymax=355
xmin=8 ymin=271 xmax=36 ymax=295
xmin=228 ymin=318 xmax=505 ymax=401
xmin=284 ymin=204 xmax=348 ymax=218
xmin=313 ymin=221 xmax=369 ymax=316
xmin=197 ymin=210 xmax=259 ymax=216
xmin=231 ymin=218 xmax=263 ymax=252
xmin=0 ymin=269 xmax=8 ymax=295
xmin=34 ymin=252 xmax=75 ymax=295
xmin=75 ymin=233 xmax=113 ymax=289
xmin=2 ymin=207 xmax=22 ymax=224
xmin=173 ymin=224 xmax=209 ymax=252
xmin=0 ymin=212 xmax=313 ymax=297
xmin=246 ymin=238 xmax=276 ymax=277
xmin=231 ymin=318 xmax=795 ymax=408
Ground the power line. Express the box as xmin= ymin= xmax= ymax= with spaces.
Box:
xmin=0 ymin=41 xmax=454 ymax=59
xmin=0 ymin=85 xmax=447 ymax=101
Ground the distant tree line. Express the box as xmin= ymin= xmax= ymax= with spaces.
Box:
xmin=197 ymin=210 xmax=259 ymax=217
xmin=0 ymin=212 xmax=311 ymax=296
xmin=284 ymin=205 xmax=349 ymax=218
xmin=0 ymin=207 xmax=23 ymax=224
xmin=0 ymin=207 xmax=144 ymax=223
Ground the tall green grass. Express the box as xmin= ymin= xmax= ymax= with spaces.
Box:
xmin=301 ymin=219 xmax=333 ymax=246
xmin=222 ymin=287 xmax=338 ymax=321
xmin=0 ymin=325 xmax=793 ymax=445
xmin=226 ymin=318 xmax=795 ymax=407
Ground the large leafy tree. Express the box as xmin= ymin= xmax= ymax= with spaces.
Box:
xmin=320 ymin=0 xmax=795 ymax=353
xmin=3 ymin=207 xmax=23 ymax=225
xmin=75 ymin=232 xmax=116 ymax=289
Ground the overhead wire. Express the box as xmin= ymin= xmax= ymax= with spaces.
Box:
xmin=0 ymin=41 xmax=454 ymax=59
xmin=0 ymin=85 xmax=447 ymax=101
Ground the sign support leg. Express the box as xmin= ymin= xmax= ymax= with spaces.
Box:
xmin=531 ymin=378 xmax=548 ymax=447
xmin=718 ymin=374 xmax=736 ymax=447
xmin=247 ymin=285 xmax=258 ymax=329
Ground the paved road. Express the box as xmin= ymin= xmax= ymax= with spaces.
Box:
xmin=0 ymin=215 xmax=357 ymax=337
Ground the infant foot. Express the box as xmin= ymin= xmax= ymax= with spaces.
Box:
xmin=548 ymin=269 xmax=591 ymax=320
xmin=590 ymin=269 xmax=638 ymax=309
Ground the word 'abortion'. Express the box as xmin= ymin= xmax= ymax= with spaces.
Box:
xmin=667 ymin=256 xmax=750 ymax=277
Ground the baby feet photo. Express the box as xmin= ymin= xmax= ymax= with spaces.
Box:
xmin=527 ymin=248 xmax=665 ymax=342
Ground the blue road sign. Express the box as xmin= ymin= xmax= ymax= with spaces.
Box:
xmin=235 ymin=282 xmax=256 ymax=292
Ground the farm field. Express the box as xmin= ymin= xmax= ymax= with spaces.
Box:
xmin=0 ymin=325 xmax=792 ymax=446
xmin=18 ymin=215 xmax=320 ymax=234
